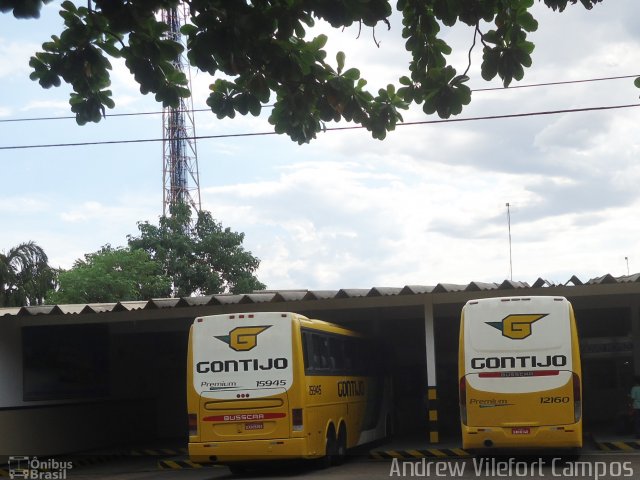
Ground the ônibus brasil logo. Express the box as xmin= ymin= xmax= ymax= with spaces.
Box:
xmin=486 ymin=314 xmax=548 ymax=340
xmin=215 ymin=326 xmax=271 ymax=351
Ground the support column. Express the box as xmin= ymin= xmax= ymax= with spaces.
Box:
xmin=632 ymin=300 xmax=640 ymax=375
xmin=424 ymin=300 xmax=439 ymax=443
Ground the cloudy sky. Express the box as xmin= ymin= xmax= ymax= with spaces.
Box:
xmin=1 ymin=1 xmax=640 ymax=291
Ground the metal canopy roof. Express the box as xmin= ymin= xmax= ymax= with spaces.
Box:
xmin=2 ymin=273 xmax=639 ymax=319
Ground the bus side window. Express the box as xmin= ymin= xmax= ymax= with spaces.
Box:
xmin=311 ymin=334 xmax=330 ymax=371
xmin=345 ymin=337 xmax=361 ymax=375
xmin=342 ymin=338 xmax=354 ymax=372
xmin=321 ymin=337 xmax=330 ymax=370
xmin=352 ymin=338 xmax=368 ymax=375
xmin=328 ymin=336 xmax=345 ymax=373
xmin=301 ymin=331 xmax=310 ymax=372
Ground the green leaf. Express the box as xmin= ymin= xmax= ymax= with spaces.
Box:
xmin=311 ymin=34 xmax=328 ymax=50
xmin=235 ymin=94 xmax=249 ymax=115
xmin=342 ymin=68 xmax=360 ymax=81
xmin=336 ymin=51 xmax=345 ymax=75
xmin=482 ymin=30 xmax=501 ymax=46
xmin=481 ymin=48 xmax=500 ymax=81
xmin=99 ymin=41 xmax=121 ymax=58
xmin=519 ymin=40 xmax=535 ymax=55
xmin=103 ymin=95 xmax=115 ymax=109
xmin=248 ymin=96 xmax=261 ymax=116
xmin=451 ymin=74 xmax=469 ymax=86
xmin=180 ymin=24 xmax=198 ymax=36
xmin=517 ymin=12 xmax=539 ymax=32
xmin=60 ymin=1 xmax=76 ymax=14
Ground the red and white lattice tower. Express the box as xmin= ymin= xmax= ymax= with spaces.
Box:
xmin=161 ymin=5 xmax=201 ymax=217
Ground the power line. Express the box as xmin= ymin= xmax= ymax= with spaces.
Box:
xmin=471 ymin=74 xmax=639 ymax=92
xmin=0 ymin=74 xmax=637 ymax=124
xmin=0 ymin=110 xmax=165 ymax=123
xmin=2 ymin=102 xmax=639 ymax=151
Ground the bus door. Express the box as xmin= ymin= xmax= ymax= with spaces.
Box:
xmin=192 ymin=313 xmax=294 ymax=442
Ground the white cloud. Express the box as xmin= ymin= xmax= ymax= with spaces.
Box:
xmin=0 ymin=38 xmax=39 ymax=78
xmin=0 ymin=196 xmax=49 ymax=214
xmin=20 ymin=99 xmax=71 ymax=113
xmin=59 ymin=198 xmax=155 ymax=225
xmin=35 ymin=195 xmax=159 ymax=269
xmin=201 ymin=157 xmax=544 ymax=288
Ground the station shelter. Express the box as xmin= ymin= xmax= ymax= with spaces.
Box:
xmin=1 ymin=273 xmax=639 ymax=460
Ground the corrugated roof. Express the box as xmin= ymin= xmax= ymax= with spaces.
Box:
xmin=1 ymin=273 xmax=638 ymax=318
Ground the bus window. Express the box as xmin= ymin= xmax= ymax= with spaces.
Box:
xmin=301 ymin=331 xmax=310 ymax=371
xmin=328 ymin=336 xmax=345 ymax=371
xmin=312 ymin=333 xmax=330 ymax=371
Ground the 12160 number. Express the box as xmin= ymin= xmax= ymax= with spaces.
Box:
xmin=540 ymin=396 xmax=569 ymax=404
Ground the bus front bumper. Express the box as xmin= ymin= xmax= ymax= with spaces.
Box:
xmin=189 ymin=437 xmax=312 ymax=464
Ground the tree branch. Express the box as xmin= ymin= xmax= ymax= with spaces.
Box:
xmin=463 ymin=22 xmax=481 ymax=77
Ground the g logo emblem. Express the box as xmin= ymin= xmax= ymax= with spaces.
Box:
xmin=486 ymin=314 xmax=548 ymax=340
xmin=215 ymin=326 xmax=271 ymax=351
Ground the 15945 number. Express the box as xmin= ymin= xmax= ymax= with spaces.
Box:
xmin=309 ymin=385 xmax=322 ymax=395
xmin=256 ymin=380 xmax=286 ymax=387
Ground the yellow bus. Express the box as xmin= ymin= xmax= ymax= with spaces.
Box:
xmin=459 ymin=296 xmax=582 ymax=451
xmin=187 ymin=312 xmax=391 ymax=471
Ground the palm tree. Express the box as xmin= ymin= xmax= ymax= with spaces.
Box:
xmin=0 ymin=241 xmax=55 ymax=307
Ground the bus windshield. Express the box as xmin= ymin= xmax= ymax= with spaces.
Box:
xmin=191 ymin=313 xmax=293 ymax=400
xmin=464 ymin=297 xmax=573 ymax=394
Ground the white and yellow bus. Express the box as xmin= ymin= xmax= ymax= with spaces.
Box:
xmin=187 ymin=312 xmax=391 ymax=471
xmin=459 ymin=296 xmax=582 ymax=451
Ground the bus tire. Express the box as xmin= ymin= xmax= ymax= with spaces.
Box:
xmin=335 ymin=424 xmax=347 ymax=465
xmin=560 ymin=448 xmax=581 ymax=462
xmin=228 ymin=464 xmax=248 ymax=475
xmin=385 ymin=414 xmax=394 ymax=442
xmin=318 ymin=428 xmax=336 ymax=469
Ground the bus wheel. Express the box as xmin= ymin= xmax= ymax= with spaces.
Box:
xmin=385 ymin=414 xmax=394 ymax=442
xmin=318 ymin=430 xmax=336 ymax=469
xmin=335 ymin=425 xmax=347 ymax=465
xmin=559 ymin=448 xmax=581 ymax=462
xmin=228 ymin=464 xmax=248 ymax=475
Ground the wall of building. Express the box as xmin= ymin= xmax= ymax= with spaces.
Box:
xmin=0 ymin=399 xmax=155 ymax=461
xmin=0 ymin=317 xmax=22 ymax=408
xmin=0 ymin=316 xmax=190 ymax=461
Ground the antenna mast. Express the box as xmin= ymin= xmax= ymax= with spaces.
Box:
xmin=162 ymin=5 xmax=201 ymax=217
xmin=506 ymin=202 xmax=513 ymax=281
